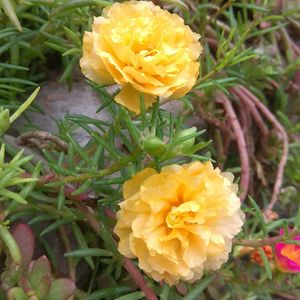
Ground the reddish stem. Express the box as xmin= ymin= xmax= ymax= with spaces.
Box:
xmin=231 ymin=87 xmax=269 ymax=136
xmin=206 ymin=37 xmax=218 ymax=50
xmin=217 ymin=92 xmax=250 ymax=201
xmin=234 ymin=228 xmax=300 ymax=247
xmin=123 ymin=258 xmax=158 ymax=300
xmin=237 ymin=102 xmax=250 ymax=135
xmin=64 ymin=185 xmax=90 ymax=201
xmin=237 ymin=86 xmax=289 ymax=215
xmin=291 ymin=134 xmax=300 ymax=143
xmin=104 ymin=207 xmax=116 ymax=219
xmin=274 ymin=0 xmax=284 ymax=13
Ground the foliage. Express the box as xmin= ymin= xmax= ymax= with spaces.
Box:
xmin=0 ymin=0 xmax=300 ymax=299
xmin=1 ymin=223 xmax=76 ymax=300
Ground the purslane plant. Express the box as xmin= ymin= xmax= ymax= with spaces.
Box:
xmin=0 ymin=0 xmax=300 ymax=300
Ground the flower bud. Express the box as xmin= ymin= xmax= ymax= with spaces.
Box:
xmin=143 ymin=136 xmax=166 ymax=156
xmin=173 ymin=127 xmax=197 ymax=153
xmin=250 ymin=245 xmax=273 ymax=266
xmin=0 ymin=107 xmax=10 ymax=135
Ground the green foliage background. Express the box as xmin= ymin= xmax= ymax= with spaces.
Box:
xmin=0 ymin=0 xmax=300 ymax=299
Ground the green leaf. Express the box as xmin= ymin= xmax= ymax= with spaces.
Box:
xmin=29 ymin=256 xmax=51 ymax=290
xmin=120 ymin=107 xmax=142 ymax=148
xmin=44 ymin=278 xmax=76 ymax=300
xmin=160 ymin=284 xmax=170 ymax=300
xmin=50 ymin=0 xmax=111 ymax=17
xmin=36 ymin=275 xmax=51 ymax=299
xmin=40 ymin=219 xmax=71 ymax=236
xmin=232 ymin=3 xmax=269 ymax=12
xmin=9 ymin=87 xmax=40 ymax=123
xmin=19 ymin=161 xmax=41 ymax=199
xmin=63 ymin=26 xmax=82 ymax=47
xmin=249 ymin=23 xmax=288 ymax=38
xmin=64 ymin=248 xmax=112 ymax=258
xmin=115 ymin=292 xmax=145 ymax=300
xmin=82 ymin=287 xmax=131 ymax=300
xmin=72 ymin=222 xmax=95 ymax=269
xmin=0 ymin=0 xmax=22 ymax=31
xmin=62 ymin=48 xmax=81 ymax=56
xmin=161 ymin=0 xmax=188 ymax=12
xmin=258 ymin=248 xmax=272 ymax=279
xmin=44 ymin=42 xmax=68 ymax=53
xmin=57 ymin=185 xmax=65 ymax=211
xmin=28 ymin=214 xmax=55 ymax=225
xmin=183 ymin=275 xmax=215 ymax=300
xmin=0 ymin=188 xmax=27 ymax=204
xmin=248 ymin=196 xmax=267 ymax=237
xmin=7 ymin=287 xmax=27 ymax=300
xmin=59 ymin=55 xmax=78 ymax=82
xmin=65 ymin=132 xmax=91 ymax=165
xmin=71 ymin=179 xmax=92 ymax=196
xmin=0 ymin=223 xmax=21 ymax=264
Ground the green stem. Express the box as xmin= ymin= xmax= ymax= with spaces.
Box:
xmin=63 ymin=148 xmax=141 ymax=183
xmin=196 ymin=68 xmax=219 ymax=86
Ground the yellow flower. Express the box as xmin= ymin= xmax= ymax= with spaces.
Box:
xmin=114 ymin=161 xmax=244 ymax=285
xmin=80 ymin=1 xmax=202 ymax=113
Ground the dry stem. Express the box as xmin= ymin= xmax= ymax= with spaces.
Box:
xmin=17 ymin=131 xmax=68 ymax=153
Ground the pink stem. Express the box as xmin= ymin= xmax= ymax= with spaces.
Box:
xmin=222 ymin=126 xmax=232 ymax=157
xmin=206 ymin=37 xmax=218 ymax=50
xmin=234 ymin=228 xmax=300 ymax=247
xmin=267 ymin=79 xmax=279 ymax=90
xmin=237 ymin=86 xmax=289 ymax=214
xmin=123 ymin=258 xmax=158 ymax=300
xmin=104 ymin=207 xmax=116 ymax=219
xmin=291 ymin=134 xmax=300 ymax=143
xmin=238 ymin=102 xmax=249 ymax=134
xmin=176 ymin=283 xmax=187 ymax=295
xmin=217 ymin=92 xmax=250 ymax=201
xmin=231 ymin=87 xmax=269 ymax=136
xmin=273 ymin=0 xmax=284 ymax=13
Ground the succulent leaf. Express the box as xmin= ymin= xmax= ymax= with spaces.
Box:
xmin=44 ymin=278 xmax=76 ymax=300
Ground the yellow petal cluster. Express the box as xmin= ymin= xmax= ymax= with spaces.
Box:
xmin=114 ymin=161 xmax=244 ymax=285
xmin=80 ymin=1 xmax=202 ymax=113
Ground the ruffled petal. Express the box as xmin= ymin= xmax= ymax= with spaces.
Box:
xmin=123 ymin=167 xmax=156 ymax=199
xmin=114 ymin=84 xmax=156 ymax=114
xmin=80 ymin=32 xmax=115 ymax=85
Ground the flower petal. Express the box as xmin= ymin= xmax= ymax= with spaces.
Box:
xmin=123 ymin=167 xmax=156 ymax=199
xmin=80 ymin=32 xmax=114 ymax=85
xmin=115 ymin=84 xmax=156 ymax=114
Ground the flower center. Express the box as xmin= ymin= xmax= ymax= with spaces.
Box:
xmin=166 ymin=201 xmax=200 ymax=228
xmin=281 ymin=245 xmax=300 ymax=264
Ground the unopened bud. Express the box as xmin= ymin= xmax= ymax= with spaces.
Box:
xmin=173 ymin=127 xmax=197 ymax=152
xmin=144 ymin=136 xmax=166 ymax=156
xmin=0 ymin=107 xmax=10 ymax=135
